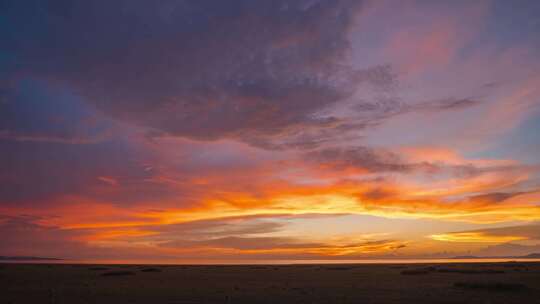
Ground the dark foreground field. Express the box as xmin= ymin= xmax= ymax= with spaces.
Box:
xmin=1 ymin=262 xmax=540 ymax=303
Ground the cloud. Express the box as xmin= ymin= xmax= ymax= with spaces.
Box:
xmin=466 ymin=192 xmax=528 ymax=204
xmin=304 ymin=146 xmax=413 ymax=173
xmin=430 ymin=232 xmax=526 ymax=243
xmin=161 ymin=237 xmax=406 ymax=257
xmin=0 ymin=79 xmax=114 ymax=145
xmin=301 ymin=145 xmax=522 ymax=178
xmin=0 ymin=1 xmax=494 ymax=152
xmin=0 ymin=214 xmax=83 ymax=257
xmin=1 ymin=0 xmax=394 ymax=148
xmin=0 ymin=212 xmax=406 ymax=259
xmin=372 ymin=0 xmax=489 ymax=75
xmin=350 ymin=97 xmax=483 ymax=125
xmin=0 ymin=132 xmax=186 ymax=206
xmin=0 ymin=79 xmax=165 ymax=205
xmin=161 ymin=236 xmax=318 ymax=251
xmin=356 ymin=193 xmax=540 ymax=224
xmin=143 ymin=216 xmax=406 ymax=256
xmin=0 ymin=214 xmax=176 ymax=259
xmin=1 ymin=0 xmax=540 ymax=261
xmin=430 ymin=223 xmax=540 ymax=243
xmin=417 ymin=98 xmax=482 ymax=112
xmin=146 ymin=216 xmax=287 ymax=240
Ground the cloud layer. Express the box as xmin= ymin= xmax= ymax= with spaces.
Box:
xmin=1 ymin=0 xmax=540 ymax=260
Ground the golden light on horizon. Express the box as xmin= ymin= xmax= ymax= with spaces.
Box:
xmin=430 ymin=232 xmax=527 ymax=243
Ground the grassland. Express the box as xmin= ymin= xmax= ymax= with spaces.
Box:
xmin=1 ymin=262 xmax=539 ymax=303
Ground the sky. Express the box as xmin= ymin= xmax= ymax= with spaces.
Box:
xmin=1 ymin=0 xmax=540 ymax=262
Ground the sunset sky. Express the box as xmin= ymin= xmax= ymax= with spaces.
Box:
xmin=1 ymin=0 xmax=540 ymax=262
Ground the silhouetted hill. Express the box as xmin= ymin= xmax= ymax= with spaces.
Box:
xmin=521 ymin=253 xmax=540 ymax=259
xmin=451 ymin=253 xmax=540 ymax=259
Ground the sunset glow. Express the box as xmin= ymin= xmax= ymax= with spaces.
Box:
xmin=1 ymin=0 xmax=540 ymax=262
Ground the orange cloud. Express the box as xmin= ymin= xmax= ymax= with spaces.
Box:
xmin=431 ymin=224 xmax=540 ymax=245
xmin=1 ymin=138 xmax=538 ymax=259
xmin=430 ymin=232 xmax=527 ymax=243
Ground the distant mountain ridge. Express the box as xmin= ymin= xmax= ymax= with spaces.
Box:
xmin=452 ymin=253 xmax=540 ymax=259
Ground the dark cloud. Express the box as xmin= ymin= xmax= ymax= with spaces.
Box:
xmin=0 ymin=78 xmax=168 ymax=205
xmin=0 ymin=127 xmax=188 ymax=206
xmin=0 ymin=139 xmax=145 ymax=204
xmin=1 ymin=1 xmax=484 ymax=151
xmin=467 ymin=191 xmax=527 ymax=204
xmin=304 ymin=146 xmax=419 ymax=173
xmin=1 ymin=0 xmax=396 ymax=149
xmin=0 ymin=81 xmax=183 ymax=206
xmin=351 ymin=97 xmax=482 ymax=121
xmin=362 ymin=188 xmax=396 ymax=201
xmin=303 ymin=145 xmax=532 ymax=179
xmin=418 ymin=98 xmax=482 ymax=111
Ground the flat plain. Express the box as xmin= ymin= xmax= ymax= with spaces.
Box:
xmin=1 ymin=262 xmax=540 ymax=303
